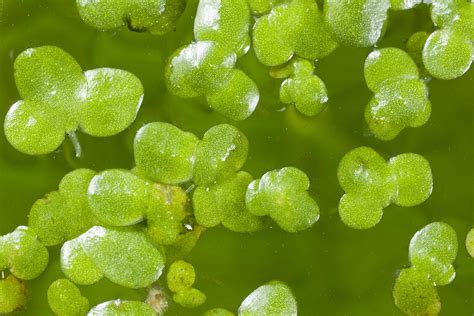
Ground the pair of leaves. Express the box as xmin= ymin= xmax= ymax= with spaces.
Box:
xmin=167 ymin=260 xmax=206 ymax=308
xmin=77 ymin=0 xmax=186 ymax=35
xmin=133 ymin=122 xmax=264 ymax=233
xmin=166 ymin=41 xmax=259 ymax=120
xmin=4 ymin=46 xmax=143 ymax=155
xmin=88 ymin=169 xmax=189 ymax=245
xmin=134 ymin=122 xmax=249 ymax=185
xmin=364 ymin=48 xmax=431 ymax=140
xmin=338 ymin=147 xmax=433 ymax=229
xmin=60 ymin=226 xmax=165 ymax=288
xmin=393 ymin=222 xmax=458 ymax=315
xmin=273 ymin=58 xmax=329 ymax=117
xmin=253 ymin=0 xmax=337 ymax=66
xmin=409 ymin=222 xmax=458 ymax=286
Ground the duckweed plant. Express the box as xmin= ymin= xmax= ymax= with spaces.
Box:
xmin=4 ymin=46 xmax=144 ymax=156
xmin=0 ymin=0 xmax=472 ymax=315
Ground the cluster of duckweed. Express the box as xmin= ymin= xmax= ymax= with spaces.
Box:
xmin=393 ymin=222 xmax=458 ymax=315
xmin=166 ymin=260 xmax=206 ymax=308
xmin=337 ymin=147 xmax=433 ymax=229
xmin=0 ymin=119 xmax=319 ymax=313
xmin=364 ymin=48 xmax=431 ymax=140
xmin=4 ymin=46 xmax=144 ymax=156
xmin=165 ymin=0 xmax=261 ymax=121
xmin=1 ymin=0 xmax=473 ymax=315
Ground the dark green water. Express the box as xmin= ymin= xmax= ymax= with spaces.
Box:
xmin=0 ymin=0 xmax=472 ymax=315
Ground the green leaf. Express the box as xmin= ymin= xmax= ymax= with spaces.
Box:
xmin=393 ymin=267 xmax=441 ymax=316
xmin=4 ymin=100 xmax=68 ymax=155
xmin=253 ymin=0 xmax=337 ymax=66
xmin=79 ymin=69 xmax=143 ymax=137
xmin=61 ymin=227 xmax=165 ymax=288
xmin=134 ymin=122 xmax=199 ymax=184
xmin=337 ymin=146 xmax=394 ymax=201
xmin=87 ymin=300 xmax=156 ymax=316
xmin=193 ymin=124 xmax=249 ymax=185
xmin=193 ymin=172 xmax=267 ymax=232
xmin=13 ymin=46 xmax=85 ymax=104
xmin=422 ymin=29 xmax=473 ymax=80
xmin=87 ymin=168 xmax=189 ymax=245
xmin=206 ymin=70 xmax=259 ymax=121
xmin=167 ymin=260 xmax=196 ymax=292
xmin=324 ymin=0 xmax=390 ymax=47
xmin=409 ymin=222 xmax=458 ymax=286
xmin=76 ymin=0 xmax=127 ymax=30
xmin=0 ymin=226 xmax=49 ymax=280
xmin=406 ymin=32 xmax=429 ymax=69
xmin=80 ymin=227 xmax=166 ymax=288
xmin=246 ymin=167 xmax=319 ymax=232
xmin=388 ymin=154 xmax=433 ymax=207
xmin=238 ymin=281 xmax=297 ymax=315
xmin=0 ymin=275 xmax=27 ymax=314
xmin=166 ymin=41 xmax=237 ymax=98
xmin=48 ymin=279 xmax=89 ymax=316
xmin=247 ymin=0 xmax=283 ymax=15
xmin=365 ymin=78 xmax=430 ymax=140
xmin=147 ymin=0 xmax=187 ymax=35
xmin=146 ymin=183 xmax=189 ymax=245
xmin=429 ymin=0 xmax=464 ymax=28
xmin=364 ymin=48 xmax=419 ymax=92
xmin=195 ymin=0 xmax=251 ymax=56
xmin=77 ymin=0 xmax=185 ymax=35
xmin=338 ymin=193 xmax=384 ymax=230
xmin=60 ymin=237 xmax=104 ymax=286
xmin=29 ymin=168 xmax=98 ymax=246
xmin=173 ymin=287 xmax=207 ymax=308
xmin=467 ymin=228 xmax=474 ymax=258
xmin=88 ymin=169 xmax=151 ymax=226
